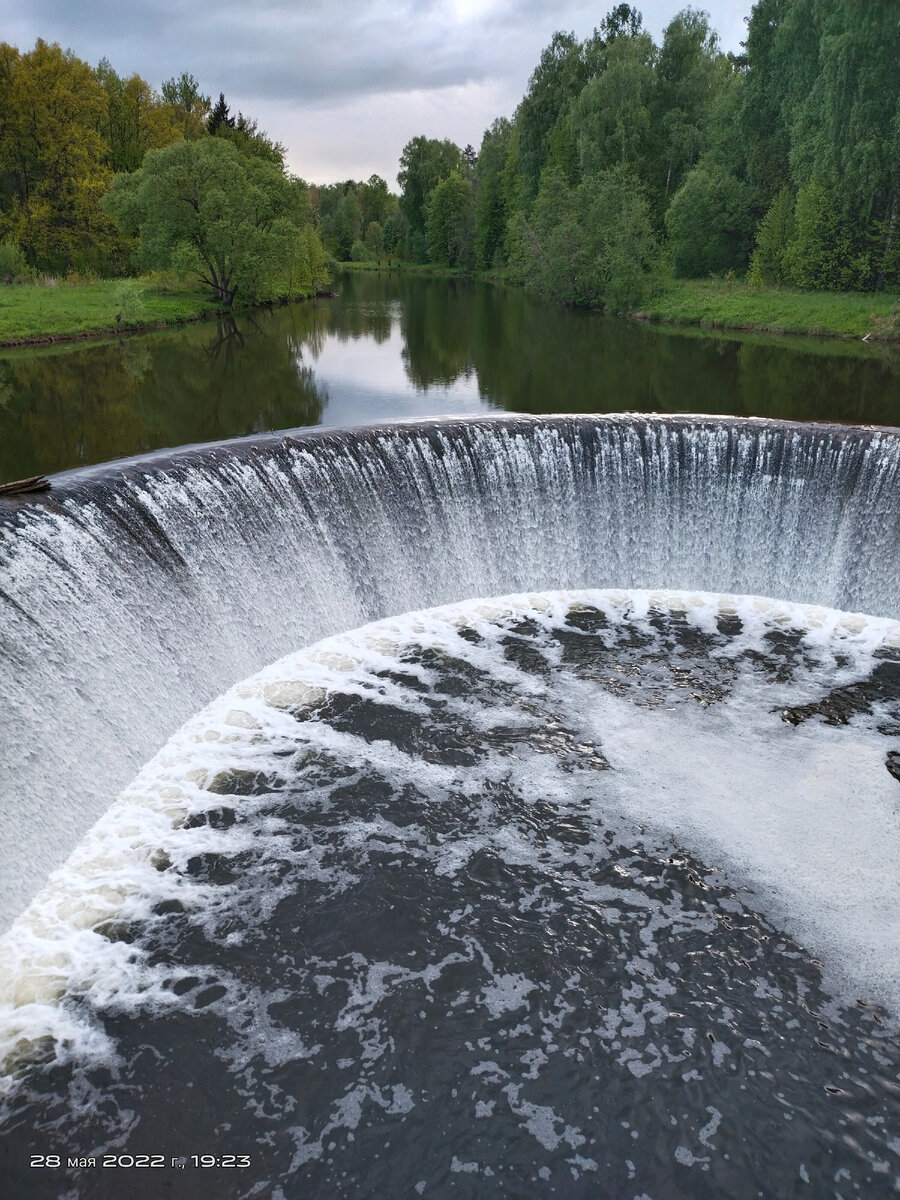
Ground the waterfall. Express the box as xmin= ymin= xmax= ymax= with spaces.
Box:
xmin=2 ymin=413 xmax=899 ymax=928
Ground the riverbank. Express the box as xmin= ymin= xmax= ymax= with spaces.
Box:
xmin=0 ymin=277 xmax=320 ymax=348
xmin=636 ymin=279 xmax=900 ymax=341
xmin=342 ymin=261 xmax=900 ymax=343
xmin=5 ymin=267 xmax=899 ymax=348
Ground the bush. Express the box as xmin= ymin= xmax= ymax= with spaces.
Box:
xmin=782 ymin=177 xmax=876 ymax=291
xmin=349 ymin=239 xmax=367 ymax=262
xmin=113 ymin=279 xmax=148 ymax=325
xmin=0 ymin=239 xmax=31 ymax=284
xmin=514 ymin=163 xmax=659 ymax=310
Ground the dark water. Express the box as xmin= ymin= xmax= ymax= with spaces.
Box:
xmin=1 ymin=270 xmax=899 ymax=484
xmin=3 ymin=594 xmax=899 ymax=1199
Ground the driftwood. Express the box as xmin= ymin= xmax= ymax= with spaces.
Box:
xmin=0 ymin=474 xmax=51 ymax=496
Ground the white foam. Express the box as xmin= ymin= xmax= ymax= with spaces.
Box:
xmin=1 ymin=588 xmax=899 ymax=1085
xmin=570 ymin=671 xmax=900 ymax=1011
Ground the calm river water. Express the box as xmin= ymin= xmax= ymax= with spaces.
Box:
xmin=1 ymin=269 xmax=899 ymax=483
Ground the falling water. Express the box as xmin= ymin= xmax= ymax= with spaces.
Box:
xmin=2 ymin=414 xmax=899 ymax=929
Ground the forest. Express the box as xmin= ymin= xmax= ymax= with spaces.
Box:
xmin=376 ymin=0 xmax=900 ymax=309
xmin=0 ymin=0 xmax=898 ymax=317
xmin=0 ymin=44 xmax=327 ymax=305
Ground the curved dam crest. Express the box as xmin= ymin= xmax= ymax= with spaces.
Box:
xmin=2 ymin=413 xmax=900 ymax=928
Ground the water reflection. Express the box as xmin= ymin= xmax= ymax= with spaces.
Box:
xmin=1 ymin=270 xmax=898 ymax=481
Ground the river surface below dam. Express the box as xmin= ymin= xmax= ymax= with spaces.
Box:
xmin=1 ymin=269 xmax=899 ymax=484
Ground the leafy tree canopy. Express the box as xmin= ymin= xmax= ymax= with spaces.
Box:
xmin=96 ymin=59 xmax=181 ymax=174
xmin=398 ymin=136 xmax=464 ymax=242
xmin=160 ymin=72 xmax=211 ymax=140
xmin=425 ymin=171 xmax=474 ymax=269
xmin=104 ymin=138 xmax=326 ymax=306
xmin=665 ymin=161 xmax=753 ymax=276
xmin=0 ymin=40 xmax=121 ymax=271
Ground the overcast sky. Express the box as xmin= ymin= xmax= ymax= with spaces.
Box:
xmin=4 ymin=0 xmax=751 ymax=186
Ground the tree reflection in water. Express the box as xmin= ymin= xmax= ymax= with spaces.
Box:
xmin=1 ymin=270 xmax=898 ymax=482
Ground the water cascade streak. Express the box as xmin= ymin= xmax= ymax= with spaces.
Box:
xmin=1 ymin=414 xmax=899 ymax=928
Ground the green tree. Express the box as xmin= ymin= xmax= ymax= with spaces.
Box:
xmin=360 ymin=174 xmax=391 ymax=228
xmin=514 ymin=162 xmax=657 ymax=309
xmin=0 ymin=237 xmax=29 ymax=283
xmin=425 ymin=171 xmax=474 ymax=269
xmin=651 ymin=9 xmax=724 ymax=202
xmin=382 ymin=207 xmax=407 ymax=263
xmin=782 ymin=175 xmax=859 ymax=289
xmin=585 ymin=164 xmax=660 ymax=309
xmin=787 ymin=0 xmax=900 ymax=287
xmin=665 ymin=162 xmax=753 ymax=276
xmin=398 ymin=136 xmax=463 ymax=253
xmin=160 ymin=72 xmax=211 ymax=139
xmin=474 ymin=117 xmax=513 ymax=269
xmin=598 ymin=4 xmax=644 ymax=41
xmin=96 ymin=60 xmax=181 ymax=173
xmin=788 ymin=1 xmax=898 ymax=221
xmin=570 ymin=33 xmax=655 ymax=177
xmin=515 ymin=30 xmax=602 ymax=205
xmin=104 ymin=138 xmax=325 ymax=306
xmin=0 ymin=40 xmax=119 ymax=271
xmin=699 ymin=66 xmax=747 ymax=180
xmin=747 ymin=185 xmax=795 ymax=285
xmin=364 ymin=220 xmax=383 ymax=264
xmin=737 ymin=0 xmax=795 ymax=207
xmin=334 ymin=189 xmax=362 ymax=260
xmin=207 ymin=92 xmax=235 ymax=135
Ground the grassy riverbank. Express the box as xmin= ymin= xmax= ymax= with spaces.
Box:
xmin=5 ymin=267 xmax=899 ymax=348
xmin=0 ymin=276 xmax=322 ymax=347
xmin=342 ymin=261 xmax=900 ymax=342
xmin=0 ymin=277 xmax=218 ymax=346
xmin=638 ymin=279 xmax=900 ymax=341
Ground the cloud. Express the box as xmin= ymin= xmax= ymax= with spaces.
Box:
xmin=8 ymin=0 xmax=751 ymax=182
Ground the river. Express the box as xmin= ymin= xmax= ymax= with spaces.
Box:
xmin=1 ymin=269 xmax=899 ymax=484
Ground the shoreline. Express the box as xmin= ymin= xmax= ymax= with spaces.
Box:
xmin=0 ymin=285 xmax=323 ymax=351
xmin=632 ymin=278 xmax=900 ymax=344
xmin=0 ymin=311 xmax=215 ymax=350
xmin=341 ymin=262 xmax=900 ymax=345
xmin=2 ymin=268 xmax=898 ymax=349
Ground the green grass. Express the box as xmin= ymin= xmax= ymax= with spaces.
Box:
xmin=641 ymin=278 xmax=900 ymax=340
xmin=0 ymin=276 xmax=220 ymax=345
xmin=9 ymin=271 xmax=894 ymax=347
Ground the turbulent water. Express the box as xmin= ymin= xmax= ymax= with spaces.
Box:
xmin=2 ymin=414 xmax=900 ymax=928
xmin=2 ymin=590 xmax=900 ymax=1199
xmin=1 ymin=414 xmax=900 ymax=1198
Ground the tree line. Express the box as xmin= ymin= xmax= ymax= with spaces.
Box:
xmin=387 ymin=1 xmax=900 ymax=307
xmin=0 ymin=40 xmax=327 ymax=305
xmin=2 ymin=3 xmax=897 ymax=314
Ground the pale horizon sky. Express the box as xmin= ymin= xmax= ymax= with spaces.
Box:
xmin=2 ymin=1 xmax=751 ymax=187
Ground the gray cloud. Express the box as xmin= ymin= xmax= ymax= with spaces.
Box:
xmin=7 ymin=0 xmax=751 ymax=181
